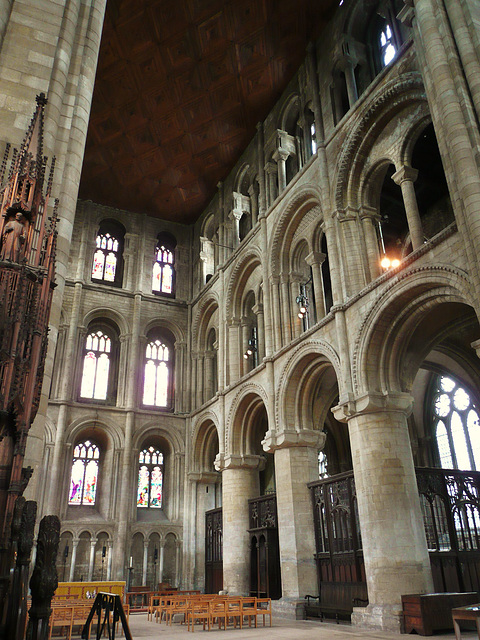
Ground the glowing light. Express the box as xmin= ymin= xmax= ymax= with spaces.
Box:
xmin=391 ymin=259 xmax=400 ymax=268
xmin=381 ymin=257 xmax=391 ymax=269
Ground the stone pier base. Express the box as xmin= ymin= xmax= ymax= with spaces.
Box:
xmin=272 ymin=598 xmax=306 ymax=620
xmin=351 ymin=604 xmax=403 ymax=633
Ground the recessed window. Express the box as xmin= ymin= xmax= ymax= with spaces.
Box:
xmin=143 ymin=332 xmax=174 ymax=409
xmin=137 ymin=446 xmax=164 ymax=509
xmin=433 ymin=375 xmax=480 ymax=471
xmin=91 ymin=220 xmax=125 ymax=287
xmin=379 ymin=23 xmax=397 ymax=67
xmin=318 ymin=451 xmax=329 ymax=479
xmin=69 ymin=440 xmax=99 ymax=505
xmin=152 ymin=233 xmax=176 ymax=296
xmin=80 ymin=330 xmax=111 ymax=400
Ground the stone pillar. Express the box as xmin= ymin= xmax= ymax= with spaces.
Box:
xmin=343 ymin=57 xmax=359 ymax=107
xmin=263 ymin=429 xmax=325 ymax=602
xmin=333 ymin=393 xmax=433 ymax=632
xmin=106 ymin=540 xmax=113 ymax=580
xmin=306 ymin=251 xmax=326 ymax=321
xmin=68 ymin=538 xmax=79 ymax=583
xmin=216 ymin=454 xmax=263 ymax=595
xmin=270 ymin=277 xmax=282 ymax=351
xmin=265 ymin=162 xmax=277 ymax=207
xmin=256 ymin=123 xmax=267 ymax=217
xmin=360 ymin=206 xmax=382 ymax=281
xmin=392 ymin=166 xmax=424 ymax=250
xmin=253 ymin=303 xmax=265 ymax=361
xmin=229 ymin=210 xmax=241 ymax=248
xmin=159 ymin=540 xmax=165 ymax=584
xmin=175 ymin=539 xmax=182 ymax=587
xmin=290 ymin=275 xmax=303 ymax=338
xmin=142 ymin=539 xmax=149 ymax=586
xmin=88 ymin=538 xmax=97 ymax=582
xmin=227 ymin=318 xmax=241 ymax=385
xmin=204 ymin=351 xmax=215 ymax=400
xmin=196 ymin=352 xmax=204 ymax=407
xmin=279 ymin=274 xmax=292 ymax=344
xmin=274 ymin=149 xmax=288 ymax=193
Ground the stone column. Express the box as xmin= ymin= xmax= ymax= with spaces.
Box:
xmin=274 ymin=149 xmax=288 ymax=193
xmin=175 ymin=540 xmax=182 ymax=587
xmin=227 ymin=318 xmax=241 ymax=385
xmin=265 ymin=162 xmax=277 ymax=207
xmin=159 ymin=540 xmax=165 ymax=584
xmin=204 ymin=351 xmax=215 ymax=400
xmin=252 ymin=303 xmax=265 ymax=361
xmin=392 ymin=166 xmax=424 ymax=250
xmin=68 ymin=538 xmax=79 ymax=583
xmin=333 ymin=393 xmax=433 ymax=632
xmin=216 ymin=454 xmax=263 ymax=595
xmin=106 ymin=540 xmax=113 ymax=580
xmin=263 ymin=429 xmax=325 ymax=603
xmin=279 ymin=274 xmax=292 ymax=344
xmin=342 ymin=56 xmax=359 ymax=107
xmin=360 ymin=206 xmax=382 ymax=281
xmin=241 ymin=319 xmax=251 ymax=375
xmin=306 ymin=251 xmax=326 ymax=321
xmin=142 ymin=539 xmax=149 ymax=586
xmin=87 ymin=538 xmax=97 ymax=582
xmin=290 ymin=274 xmax=303 ymax=338
xmin=196 ymin=352 xmax=204 ymax=407
xmin=256 ymin=124 xmax=267 ymax=217
xmin=270 ymin=277 xmax=282 ymax=351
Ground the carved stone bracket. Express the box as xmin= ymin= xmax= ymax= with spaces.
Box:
xmin=262 ymin=428 xmax=326 ymax=452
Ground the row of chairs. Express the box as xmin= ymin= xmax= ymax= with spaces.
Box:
xmin=48 ymin=599 xmax=130 ymax=639
xmin=150 ymin=593 xmax=272 ymax=631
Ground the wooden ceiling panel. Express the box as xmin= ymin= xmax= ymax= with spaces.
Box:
xmin=79 ymin=0 xmax=339 ymax=223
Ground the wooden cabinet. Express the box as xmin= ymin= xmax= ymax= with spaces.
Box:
xmin=402 ymin=593 xmax=479 ymax=635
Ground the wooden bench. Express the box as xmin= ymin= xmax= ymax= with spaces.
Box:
xmin=305 ymin=582 xmax=368 ymax=623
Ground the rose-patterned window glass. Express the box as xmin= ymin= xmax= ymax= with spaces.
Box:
xmin=143 ymin=339 xmax=170 ymax=407
xmin=152 ymin=244 xmax=175 ymax=295
xmin=92 ymin=232 xmax=120 ymax=283
xmin=137 ymin=446 xmax=164 ymax=508
xmin=80 ymin=330 xmax=111 ymax=400
xmin=434 ymin=375 xmax=480 ymax=470
xmin=69 ymin=440 xmax=99 ymax=505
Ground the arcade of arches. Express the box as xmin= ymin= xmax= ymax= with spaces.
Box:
xmin=2 ymin=0 xmax=480 ymax=633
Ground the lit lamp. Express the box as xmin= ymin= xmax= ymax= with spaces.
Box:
xmin=243 ymin=335 xmax=257 ymax=360
xmin=381 ymin=255 xmax=400 ymax=270
xmin=296 ymin=293 xmax=309 ymax=319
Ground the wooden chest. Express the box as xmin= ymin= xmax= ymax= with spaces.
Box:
xmin=402 ymin=592 xmax=479 ymax=635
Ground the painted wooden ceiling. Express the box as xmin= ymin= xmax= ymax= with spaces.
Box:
xmin=79 ymin=0 xmax=338 ymax=224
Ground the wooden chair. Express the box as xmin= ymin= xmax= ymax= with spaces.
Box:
xmin=210 ymin=599 xmax=228 ymax=630
xmin=226 ymin=598 xmax=242 ymax=629
xmin=255 ymin=598 xmax=272 ymax=626
xmin=48 ymin=606 xmax=73 ymax=640
xmin=187 ymin=601 xmax=211 ymax=632
xmin=241 ymin=597 xmax=258 ymax=628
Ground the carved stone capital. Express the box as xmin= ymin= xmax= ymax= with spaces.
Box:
xmin=262 ymin=428 xmax=326 ymax=452
xmin=392 ymin=166 xmax=419 ymax=185
xmin=305 ymin=251 xmax=326 ymax=267
xmin=332 ymin=392 xmax=414 ymax=422
xmin=398 ymin=0 xmax=415 ymax=27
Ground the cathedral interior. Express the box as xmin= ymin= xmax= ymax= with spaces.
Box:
xmin=1 ymin=0 xmax=480 ymax=633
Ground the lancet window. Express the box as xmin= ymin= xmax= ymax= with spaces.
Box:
xmin=143 ymin=332 xmax=174 ymax=408
xmin=152 ymin=233 xmax=176 ymax=296
xmin=68 ymin=440 xmax=99 ymax=505
xmin=137 ymin=446 xmax=164 ymax=509
xmin=91 ymin=221 xmax=125 ymax=287
xmin=80 ymin=329 xmax=111 ymax=401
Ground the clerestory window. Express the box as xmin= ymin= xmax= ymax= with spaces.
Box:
xmin=152 ymin=233 xmax=176 ymax=296
xmin=91 ymin=220 xmax=125 ymax=287
xmin=68 ymin=440 xmax=99 ymax=505
xmin=79 ymin=322 xmax=119 ymax=404
xmin=143 ymin=331 xmax=174 ymax=409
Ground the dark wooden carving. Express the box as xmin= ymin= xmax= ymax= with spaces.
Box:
xmin=26 ymin=515 xmax=60 ymax=640
xmin=205 ymin=508 xmax=223 ymax=594
xmin=0 ymin=93 xmax=58 ymax=637
xmin=248 ymin=494 xmax=281 ymax=600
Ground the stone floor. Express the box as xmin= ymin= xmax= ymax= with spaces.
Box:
xmin=126 ymin=612 xmax=476 ymax=640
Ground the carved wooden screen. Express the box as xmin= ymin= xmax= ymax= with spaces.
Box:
xmin=416 ymin=467 xmax=480 ymax=592
xmin=205 ymin=508 xmax=223 ymax=594
xmin=248 ymin=494 xmax=282 ymax=599
xmin=308 ymin=472 xmax=367 ymax=615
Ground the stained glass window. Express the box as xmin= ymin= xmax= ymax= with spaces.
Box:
xmin=69 ymin=440 xmax=99 ymax=505
xmin=137 ymin=446 xmax=164 ymax=509
xmin=80 ymin=329 xmax=111 ymax=400
xmin=152 ymin=241 xmax=175 ymax=296
xmin=92 ymin=232 xmax=120 ymax=283
xmin=143 ymin=339 xmax=171 ymax=407
xmin=433 ymin=375 xmax=480 ymax=471
xmin=379 ymin=23 xmax=397 ymax=67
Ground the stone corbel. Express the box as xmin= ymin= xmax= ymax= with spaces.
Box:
xmin=332 ymin=391 xmax=414 ymax=422
xmin=262 ymin=428 xmax=326 ymax=452
xmin=214 ymin=453 xmax=265 ymax=472
xmin=335 ymin=206 xmax=358 ymax=222
xmin=398 ymin=0 xmax=414 ymax=27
